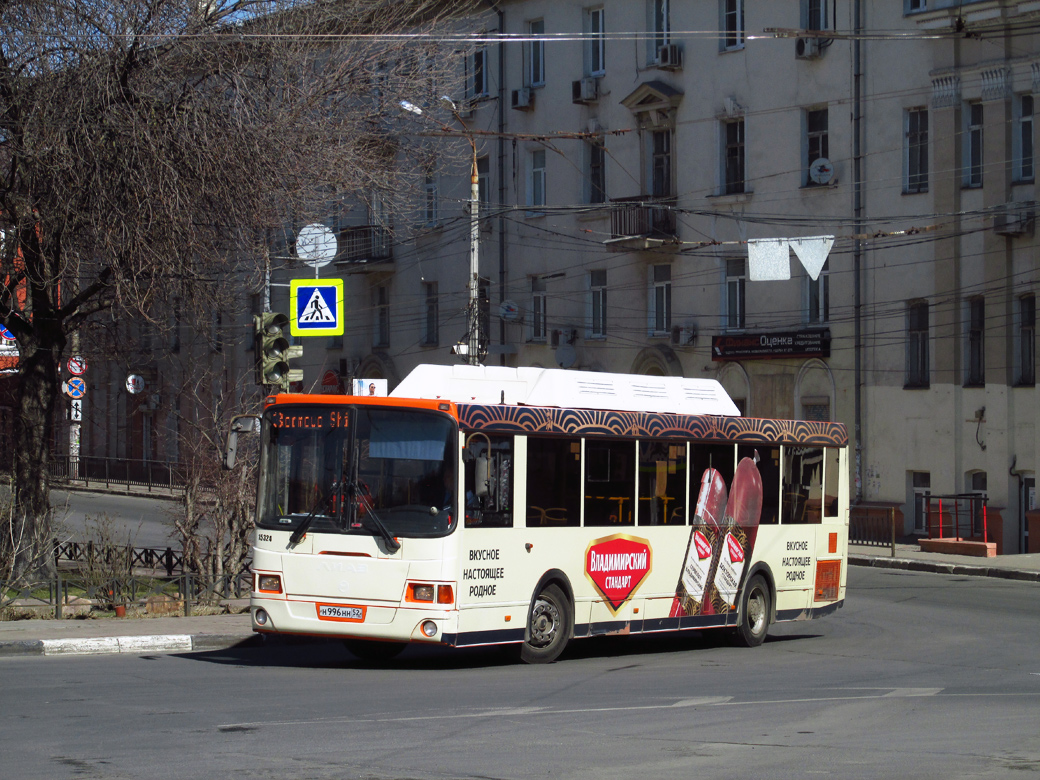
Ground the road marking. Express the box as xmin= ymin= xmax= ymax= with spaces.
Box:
xmin=215 ymin=689 xmax=1040 ymax=732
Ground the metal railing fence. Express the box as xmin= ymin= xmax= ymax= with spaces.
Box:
xmin=2 ymin=571 xmax=251 ymax=619
xmin=47 ymin=455 xmax=186 ymax=493
xmin=849 ymin=505 xmax=898 ymax=556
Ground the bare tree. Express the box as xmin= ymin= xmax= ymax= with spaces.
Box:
xmin=0 ymin=0 xmax=479 ymax=577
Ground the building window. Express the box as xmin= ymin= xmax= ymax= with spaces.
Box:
xmin=807 ymin=262 xmax=829 ymax=324
xmin=588 ymin=269 xmax=607 ymax=338
xmin=1016 ymin=94 xmax=1034 ymax=182
xmin=723 ymin=118 xmax=745 ymax=194
xmin=423 ymin=282 xmax=439 ymax=347
xmin=587 ymin=139 xmax=606 ymax=204
xmin=726 ymin=258 xmax=746 ymax=329
xmin=585 ymin=7 xmax=605 ymax=77
xmin=530 ymin=277 xmax=546 ymax=341
xmin=648 ymin=264 xmax=671 ymax=335
xmin=477 ymin=155 xmax=490 ymax=216
xmin=650 ymin=129 xmax=672 ymax=197
xmin=1016 ymin=294 xmax=1035 ymax=386
xmin=806 ymin=107 xmax=829 ymax=186
xmin=650 ymin=0 xmax=670 ymax=56
xmin=805 ymin=0 xmax=829 ymax=30
xmin=374 ymin=284 xmax=390 ymax=348
xmin=528 ymin=19 xmax=545 ymax=87
xmin=965 ymin=102 xmax=983 ymax=187
xmin=908 ymin=0 xmax=926 ymax=11
xmin=721 ymin=0 xmax=744 ymax=50
xmin=906 ymin=300 xmax=929 ymax=388
xmin=906 ymin=107 xmax=929 ymax=193
xmin=529 ymin=149 xmax=546 ymax=211
xmin=469 ymin=45 xmax=488 ymax=100
xmin=423 ymin=171 xmax=438 ymax=226
xmin=965 ymin=297 xmax=985 ymax=387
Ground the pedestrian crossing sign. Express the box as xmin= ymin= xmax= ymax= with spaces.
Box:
xmin=290 ymin=279 xmax=344 ymax=337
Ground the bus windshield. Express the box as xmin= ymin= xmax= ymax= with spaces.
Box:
xmin=257 ymin=404 xmax=457 ymax=538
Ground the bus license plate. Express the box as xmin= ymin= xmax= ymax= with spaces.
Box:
xmin=317 ymin=604 xmax=366 ymax=622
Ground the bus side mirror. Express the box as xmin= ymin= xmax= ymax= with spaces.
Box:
xmin=224 ymin=415 xmax=260 ymax=471
xmin=474 ymin=453 xmax=489 ymax=498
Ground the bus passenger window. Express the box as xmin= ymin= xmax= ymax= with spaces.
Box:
xmin=690 ymin=443 xmax=735 ymax=501
xmin=638 ymin=441 xmax=687 ymax=525
xmin=823 ymin=448 xmax=841 ymax=518
xmin=463 ymin=433 xmax=514 ymax=527
xmin=526 ymin=437 xmax=581 ymax=527
xmin=783 ymin=447 xmax=824 ymax=524
xmin=584 ymin=441 xmax=635 ymax=526
xmin=741 ymin=445 xmax=780 ymax=525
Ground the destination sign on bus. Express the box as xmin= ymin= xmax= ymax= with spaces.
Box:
xmin=269 ymin=409 xmax=349 ymax=430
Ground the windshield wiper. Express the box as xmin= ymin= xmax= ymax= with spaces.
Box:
xmin=349 ymin=480 xmax=401 ymax=554
xmin=287 ymin=480 xmax=338 ymax=548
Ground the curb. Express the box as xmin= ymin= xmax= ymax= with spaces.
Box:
xmin=849 ymin=554 xmax=1040 ymax=582
xmin=0 ymin=633 xmax=260 ymax=658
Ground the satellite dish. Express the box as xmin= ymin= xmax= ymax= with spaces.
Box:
xmin=809 ymin=157 xmax=834 ymax=185
xmin=555 ymin=343 xmax=577 ymax=369
xmin=296 ymin=223 xmax=338 ymax=268
xmin=499 ymin=300 xmax=520 ymax=321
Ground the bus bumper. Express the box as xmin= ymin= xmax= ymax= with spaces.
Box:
xmin=250 ymin=595 xmax=459 ymax=645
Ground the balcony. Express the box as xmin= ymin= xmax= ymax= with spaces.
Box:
xmin=337 ymin=225 xmax=393 ymax=268
xmin=605 ymin=195 xmax=678 ymax=251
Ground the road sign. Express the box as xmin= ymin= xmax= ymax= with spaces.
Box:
xmin=64 ymin=377 xmax=86 ymax=399
xmin=126 ymin=374 xmax=145 ymax=394
xmin=68 ymin=355 xmax=88 ymax=375
xmin=295 ymin=223 xmax=338 ymax=268
xmin=290 ymin=279 xmax=344 ymax=337
xmin=70 ymin=399 xmax=83 ymax=421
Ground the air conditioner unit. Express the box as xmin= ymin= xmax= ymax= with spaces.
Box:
xmin=656 ymin=44 xmax=683 ymax=71
xmin=795 ymin=37 xmax=822 ymax=59
xmin=511 ymin=87 xmax=533 ymax=111
xmin=457 ymin=98 xmax=476 ymax=118
xmin=572 ymin=78 xmax=598 ymax=104
xmin=671 ymin=324 xmax=697 ymax=347
xmin=993 ymin=202 xmax=1036 ymax=236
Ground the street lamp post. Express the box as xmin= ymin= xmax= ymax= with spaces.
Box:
xmin=401 ymin=97 xmax=483 ymax=366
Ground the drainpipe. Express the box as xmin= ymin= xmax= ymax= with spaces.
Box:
xmin=497 ymin=4 xmax=507 ymax=366
xmin=853 ymin=0 xmax=864 ymax=504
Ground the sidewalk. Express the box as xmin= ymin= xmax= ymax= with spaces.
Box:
xmin=2 ymin=545 xmax=1038 ymax=659
xmin=849 ymin=542 xmax=1040 ymax=582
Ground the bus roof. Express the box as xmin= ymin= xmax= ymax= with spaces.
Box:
xmin=391 ymin=364 xmax=741 ymax=417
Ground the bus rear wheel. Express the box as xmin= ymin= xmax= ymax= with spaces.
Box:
xmin=733 ymin=574 xmax=771 ymax=648
xmin=343 ymin=638 xmax=407 ymax=662
xmin=520 ymin=583 xmax=572 ymax=664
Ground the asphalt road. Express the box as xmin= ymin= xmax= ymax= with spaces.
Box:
xmin=2 ymin=566 xmax=1038 ymax=780
xmin=50 ymin=490 xmax=180 ymax=548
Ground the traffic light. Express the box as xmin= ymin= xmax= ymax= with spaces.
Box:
xmin=254 ymin=313 xmax=302 ymax=391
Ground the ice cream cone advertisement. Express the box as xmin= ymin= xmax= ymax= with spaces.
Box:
xmin=710 ymin=454 xmax=764 ymax=613
xmin=670 ymin=468 xmax=727 ymax=617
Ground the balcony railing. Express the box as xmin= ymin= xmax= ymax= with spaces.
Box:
xmin=609 ymin=195 xmax=678 ymax=241
xmin=338 ymin=224 xmax=393 ymax=265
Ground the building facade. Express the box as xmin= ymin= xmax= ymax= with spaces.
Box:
xmin=74 ymin=0 xmax=1040 ymax=552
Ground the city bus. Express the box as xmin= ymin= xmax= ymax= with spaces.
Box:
xmin=245 ymin=364 xmax=848 ymax=663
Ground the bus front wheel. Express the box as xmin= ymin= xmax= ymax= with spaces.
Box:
xmin=733 ymin=574 xmax=771 ymax=648
xmin=520 ymin=583 xmax=572 ymax=664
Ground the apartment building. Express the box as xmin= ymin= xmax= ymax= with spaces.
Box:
xmin=75 ymin=0 xmax=1040 ymax=552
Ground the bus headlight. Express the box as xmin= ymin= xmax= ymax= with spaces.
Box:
xmin=421 ymin=620 xmax=438 ymax=638
xmin=256 ymin=574 xmax=282 ymax=593
xmin=254 ymin=608 xmax=269 ymax=626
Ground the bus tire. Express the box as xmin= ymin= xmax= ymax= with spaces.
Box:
xmin=343 ymin=639 xmax=407 ymax=661
xmin=520 ymin=583 xmax=572 ymax=664
xmin=733 ymin=574 xmax=771 ymax=648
